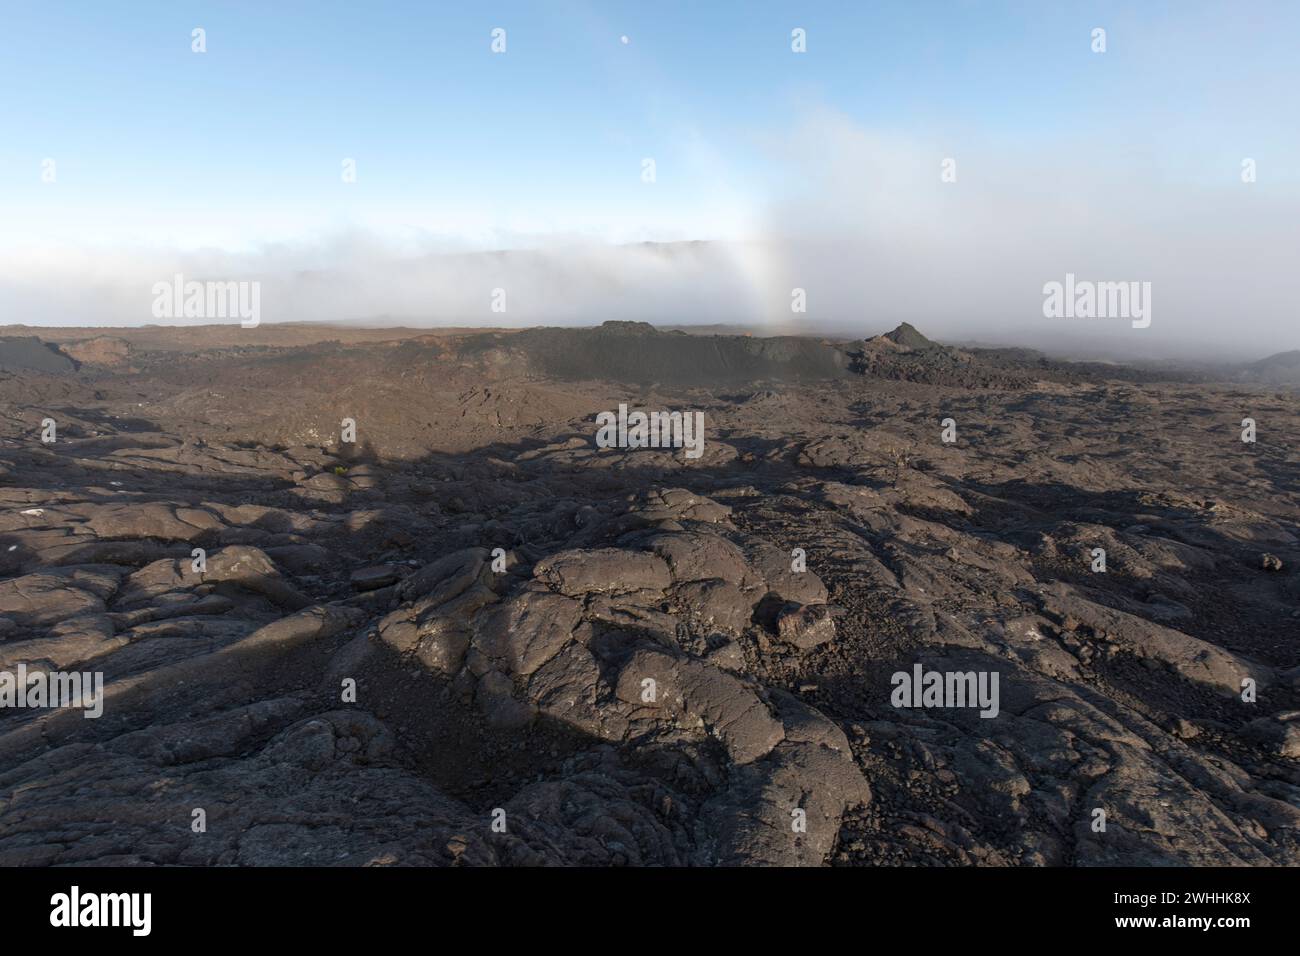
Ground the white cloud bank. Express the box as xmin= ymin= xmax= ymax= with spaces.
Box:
xmin=3 ymin=108 xmax=1295 ymax=362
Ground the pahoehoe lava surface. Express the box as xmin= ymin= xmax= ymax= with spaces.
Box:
xmin=0 ymin=322 xmax=1297 ymax=866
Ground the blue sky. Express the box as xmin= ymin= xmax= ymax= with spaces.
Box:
xmin=3 ymin=0 xmax=1295 ymax=248
xmin=1 ymin=2 xmax=1296 ymax=352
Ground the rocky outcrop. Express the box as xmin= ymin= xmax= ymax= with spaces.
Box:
xmin=1 ymin=326 xmax=1297 ymax=868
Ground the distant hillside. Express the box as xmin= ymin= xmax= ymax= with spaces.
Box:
xmin=0 ymin=336 xmax=77 ymax=373
xmin=0 ymin=322 xmax=1248 ymax=391
xmin=1234 ymin=350 xmax=1300 ymax=385
xmin=456 ymin=321 xmax=853 ymax=386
